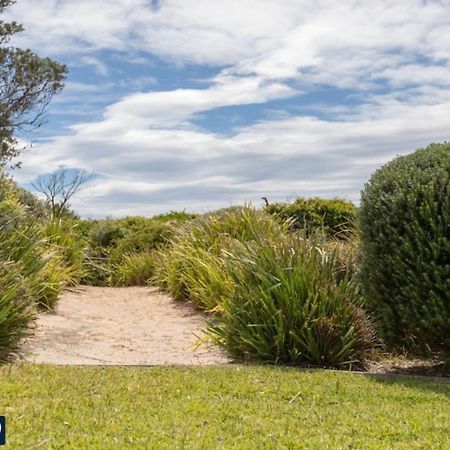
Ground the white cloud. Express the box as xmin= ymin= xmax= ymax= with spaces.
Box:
xmin=8 ymin=0 xmax=450 ymax=88
xmin=14 ymin=89 xmax=450 ymax=217
xmin=80 ymin=56 xmax=109 ymax=76
xmin=5 ymin=0 xmax=450 ymax=216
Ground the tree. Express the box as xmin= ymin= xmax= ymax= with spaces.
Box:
xmin=32 ymin=168 xmax=93 ymax=218
xmin=0 ymin=0 xmax=67 ymax=166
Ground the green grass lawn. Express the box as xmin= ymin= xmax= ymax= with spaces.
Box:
xmin=0 ymin=365 xmax=448 ymax=449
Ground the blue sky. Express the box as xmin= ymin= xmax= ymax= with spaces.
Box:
xmin=6 ymin=0 xmax=450 ymax=217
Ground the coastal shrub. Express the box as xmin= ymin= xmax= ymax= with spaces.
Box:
xmin=157 ymin=206 xmax=284 ymax=309
xmin=83 ymin=220 xmax=127 ymax=285
xmin=360 ymin=143 xmax=450 ymax=354
xmin=28 ymin=255 xmax=66 ymax=309
xmin=80 ymin=254 xmax=110 ymax=287
xmin=157 ymin=205 xmax=371 ymax=367
xmin=0 ymin=196 xmax=36 ymax=360
xmin=151 ymin=211 xmax=197 ymax=223
xmin=111 ymin=252 xmax=158 ymax=286
xmin=0 ymin=260 xmax=34 ymax=363
xmin=0 ymin=175 xmax=49 ymax=219
xmin=81 ymin=214 xmax=193 ymax=286
xmin=207 ymin=232 xmax=372 ymax=368
xmin=43 ymin=220 xmax=86 ymax=285
xmin=89 ymin=220 xmax=125 ymax=248
xmin=110 ymin=222 xmax=173 ymax=264
xmin=265 ymin=197 xmax=356 ymax=237
xmin=0 ymin=193 xmax=69 ymax=310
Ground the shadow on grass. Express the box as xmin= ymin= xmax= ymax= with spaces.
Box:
xmin=366 ymin=371 xmax=450 ymax=398
xmin=358 ymin=354 xmax=449 ymax=397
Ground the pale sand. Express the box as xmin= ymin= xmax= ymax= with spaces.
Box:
xmin=21 ymin=286 xmax=230 ymax=365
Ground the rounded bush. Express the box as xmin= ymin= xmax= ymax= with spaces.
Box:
xmin=110 ymin=222 xmax=172 ymax=264
xmin=359 ymin=143 xmax=450 ymax=354
xmin=89 ymin=220 xmax=124 ymax=248
xmin=265 ymin=197 xmax=356 ymax=237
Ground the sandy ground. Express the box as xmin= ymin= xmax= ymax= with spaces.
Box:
xmin=21 ymin=286 xmax=230 ymax=365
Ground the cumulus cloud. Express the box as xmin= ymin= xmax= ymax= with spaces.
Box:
xmin=6 ymin=0 xmax=450 ymax=216
xmin=9 ymin=0 xmax=450 ymax=86
xmin=14 ymin=92 xmax=450 ymax=217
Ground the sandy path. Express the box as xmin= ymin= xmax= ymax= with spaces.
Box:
xmin=21 ymin=286 xmax=230 ymax=365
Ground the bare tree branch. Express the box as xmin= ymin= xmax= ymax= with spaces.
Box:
xmin=32 ymin=168 xmax=93 ymax=218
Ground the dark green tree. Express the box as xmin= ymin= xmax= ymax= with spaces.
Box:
xmin=0 ymin=0 xmax=67 ymax=166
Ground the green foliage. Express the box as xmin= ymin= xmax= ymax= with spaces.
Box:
xmin=43 ymin=219 xmax=86 ymax=285
xmin=28 ymin=254 xmax=65 ymax=310
xmin=89 ymin=219 xmax=125 ymax=248
xmin=157 ymin=206 xmax=283 ymax=310
xmin=158 ymin=206 xmax=371 ymax=367
xmin=111 ymin=252 xmax=159 ymax=287
xmin=110 ymin=222 xmax=172 ymax=264
xmin=0 ymin=260 xmax=34 ymax=363
xmin=0 ymin=174 xmax=49 ymax=218
xmin=0 ymin=0 xmax=67 ymax=165
xmin=360 ymin=142 xmax=450 ymax=354
xmin=0 ymin=195 xmax=36 ymax=360
xmin=265 ymin=197 xmax=356 ymax=237
xmin=81 ymin=214 xmax=193 ymax=286
xmin=151 ymin=210 xmax=198 ymax=223
xmin=0 ymin=189 xmax=74 ymax=311
xmin=207 ymin=233 xmax=371 ymax=368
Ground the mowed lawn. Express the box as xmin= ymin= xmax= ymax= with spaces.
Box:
xmin=0 ymin=365 xmax=448 ymax=449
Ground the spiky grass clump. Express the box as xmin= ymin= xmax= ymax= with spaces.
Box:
xmin=158 ymin=206 xmax=372 ymax=367
xmin=207 ymin=233 xmax=372 ymax=368
xmin=0 ymin=195 xmax=71 ymax=311
xmin=43 ymin=220 xmax=87 ymax=285
xmin=111 ymin=252 xmax=158 ymax=286
xmin=156 ymin=206 xmax=284 ymax=310
xmin=29 ymin=253 xmax=70 ymax=309
xmin=0 ymin=261 xmax=34 ymax=363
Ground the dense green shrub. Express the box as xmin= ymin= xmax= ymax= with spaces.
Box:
xmin=0 ymin=175 xmax=49 ymax=219
xmin=0 ymin=193 xmax=71 ymax=310
xmin=0 ymin=259 xmax=34 ymax=363
xmin=89 ymin=219 xmax=125 ymax=248
xmin=0 ymin=195 xmax=37 ymax=360
xmin=157 ymin=206 xmax=284 ymax=309
xmin=207 ymin=232 xmax=372 ymax=368
xmin=82 ymin=214 xmax=193 ymax=286
xmin=110 ymin=222 xmax=173 ymax=264
xmin=43 ymin=220 xmax=86 ymax=285
xmin=84 ymin=220 xmax=127 ymax=285
xmin=157 ymin=206 xmax=372 ymax=367
xmin=265 ymin=197 xmax=356 ymax=237
xmin=151 ymin=211 xmax=198 ymax=223
xmin=360 ymin=143 xmax=450 ymax=354
xmin=111 ymin=252 xmax=159 ymax=286
xmin=29 ymin=254 xmax=66 ymax=309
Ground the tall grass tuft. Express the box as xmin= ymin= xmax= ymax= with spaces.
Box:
xmin=157 ymin=205 xmax=372 ymax=368
xmin=43 ymin=219 xmax=87 ymax=285
xmin=111 ymin=252 xmax=158 ymax=286
xmin=207 ymin=233 xmax=372 ymax=368
xmin=156 ymin=206 xmax=284 ymax=310
xmin=0 ymin=194 xmax=71 ymax=310
xmin=0 ymin=260 xmax=34 ymax=363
